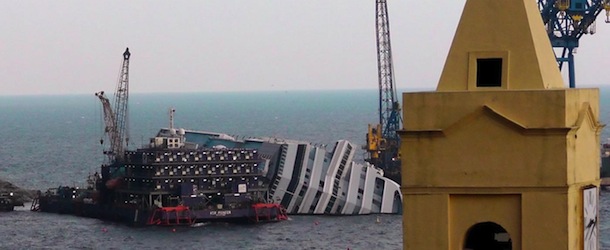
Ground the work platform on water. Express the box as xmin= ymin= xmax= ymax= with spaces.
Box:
xmin=33 ymin=45 xmax=403 ymax=227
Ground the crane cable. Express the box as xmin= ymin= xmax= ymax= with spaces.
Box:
xmin=98 ymin=96 xmax=104 ymax=146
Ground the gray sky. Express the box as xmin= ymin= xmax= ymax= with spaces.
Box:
xmin=1 ymin=1 xmax=609 ymax=96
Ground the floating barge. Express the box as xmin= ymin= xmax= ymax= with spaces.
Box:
xmin=33 ymin=130 xmax=287 ymax=226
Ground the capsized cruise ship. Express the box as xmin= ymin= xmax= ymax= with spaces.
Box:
xmin=158 ymin=128 xmax=403 ymax=215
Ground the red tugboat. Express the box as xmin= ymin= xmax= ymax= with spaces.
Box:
xmin=33 ymin=48 xmax=287 ymax=226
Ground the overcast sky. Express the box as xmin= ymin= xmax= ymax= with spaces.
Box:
xmin=1 ymin=1 xmax=609 ymax=96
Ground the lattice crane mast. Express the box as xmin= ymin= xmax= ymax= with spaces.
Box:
xmin=538 ymin=0 xmax=610 ymax=88
xmin=365 ymin=0 xmax=403 ymax=184
xmin=96 ymin=47 xmax=131 ymax=163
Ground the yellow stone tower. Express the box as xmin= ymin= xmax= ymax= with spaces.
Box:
xmin=400 ymin=0 xmax=603 ymax=249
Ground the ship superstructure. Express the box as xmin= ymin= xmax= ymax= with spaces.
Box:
xmin=122 ymin=129 xmax=266 ymax=209
xmin=161 ymin=128 xmax=403 ymax=215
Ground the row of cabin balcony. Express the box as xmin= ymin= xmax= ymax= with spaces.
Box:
xmin=126 ymin=149 xmax=258 ymax=164
xmin=151 ymin=152 xmax=256 ymax=163
xmin=122 ymin=176 xmax=265 ymax=192
xmin=124 ymin=176 xmax=261 ymax=184
xmin=123 ymin=163 xmax=260 ymax=177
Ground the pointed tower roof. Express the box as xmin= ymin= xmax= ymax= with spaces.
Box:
xmin=436 ymin=0 xmax=565 ymax=91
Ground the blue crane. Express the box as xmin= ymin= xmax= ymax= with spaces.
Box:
xmin=364 ymin=0 xmax=610 ymax=183
xmin=538 ymin=0 xmax=610 ymax=88
xmin=366 ymin=0 xmax=403 ymax=184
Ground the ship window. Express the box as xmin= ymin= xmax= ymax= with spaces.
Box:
xmin=476 ymin=58 xmax=502 ymax=87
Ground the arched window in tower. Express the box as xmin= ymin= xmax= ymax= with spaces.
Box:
xmin=463 ymin=221 xmax=512 ymax=250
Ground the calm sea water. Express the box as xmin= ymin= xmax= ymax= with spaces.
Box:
xmin=0 ymin=89 xmax=609 ymax=249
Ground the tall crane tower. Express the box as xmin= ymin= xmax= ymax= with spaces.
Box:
xmin=96 ymin=47 xmax=131 ymax=163
xmin=538 ymin=0 xmax=610 ymax=88
xmin=365 ymin=0 xmax=402 ymax=184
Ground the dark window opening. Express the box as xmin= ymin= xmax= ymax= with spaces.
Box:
xmin=464 ymin=222 xmax=512 ymax=250
xmin=476 ymin=58 xmax=502 ymax=87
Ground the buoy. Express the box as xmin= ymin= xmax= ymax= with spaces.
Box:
xmin=172 ymin=228 xmax=176 ymax=232
xmin=102 ymin=228 xmax=108 ymax=232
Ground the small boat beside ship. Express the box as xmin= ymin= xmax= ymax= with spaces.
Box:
xmin=0 ymin=192 xmax=23 ymax=212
